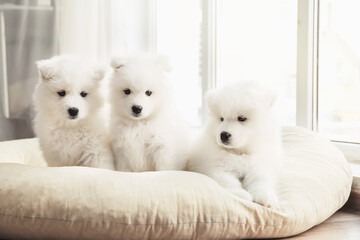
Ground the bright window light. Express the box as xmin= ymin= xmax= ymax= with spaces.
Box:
xmin=318 ymin=0 xmax=360 ymax=143
xmin=156 ymin=0 xmax=202 ymax=127
xmin=216 ymin=0 xmax=297 ymax=126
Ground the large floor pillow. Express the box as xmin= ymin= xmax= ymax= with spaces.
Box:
xmin=0 ymin=127 xmax=352 ymax=239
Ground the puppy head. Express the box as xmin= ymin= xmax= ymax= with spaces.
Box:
xmin=206 ymin=81 xmax=276 ymax=149
xmin=34 ymin=55 xmax=106 ymax=125
xmin=109 ymin=53 xmax=172 ymax=121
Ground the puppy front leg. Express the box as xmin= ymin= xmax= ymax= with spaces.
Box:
xmin=208 ymin=172 xmax=253 ymax=201
xmin=80 ymin=148 xmax=115 ymax=170
xmin=222 ymin=153 xmax=250 ymax=178
xmin=243 ymin=164 xmax=279 ymax=208
xmin=92 ymin=147 xmax=115 ymax=170
xmin=113 ymin=148 xmax=132 ymax=171
xmin=154 ymin=152 xmax=178 ymax=171
xmin=153 ymin=145 xmax=186 ymax=171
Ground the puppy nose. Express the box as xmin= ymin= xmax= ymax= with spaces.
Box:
xmin=68 ymin=107 xmax=79 ymax=117
xmin=132 ymin=105 xmax=143 ymax=114
xmin=220 ymin=131 xmax=231 ymax=143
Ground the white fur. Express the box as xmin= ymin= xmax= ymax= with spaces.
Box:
xmin=188 ymin=81 xmax=282 ymax=207
xmin=33 ymin=55 xmax=115 ymax=170
xmin=109 ymin=53 xmax=190 ymax=172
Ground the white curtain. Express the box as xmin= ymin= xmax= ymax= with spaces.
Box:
xmin=57 ymin=0 xmax=151 ymax=62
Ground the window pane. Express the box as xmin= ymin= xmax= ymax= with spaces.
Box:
xmin=156 ymin=0 xmax=202 ymax=126
xmin=318 ymin=0 xmax=360 ymax=143
xmin=216 ymin=0 xmax=297 ymax=126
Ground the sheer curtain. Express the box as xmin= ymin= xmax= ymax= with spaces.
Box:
xmin=0 ymin=0 xmax=56 ymax=140
xmin=57 ymin=0 xmax=151 ymax=61
xmin=57 ymin=0 xmax=111 ymax=61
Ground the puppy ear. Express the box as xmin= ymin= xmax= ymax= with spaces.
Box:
xmin=36 ymin=58 xmax=58 ymax=81
xmin=254 ymin=85 xmax=277 ymax=108
xmin=265 ymin=89 xmax=277 ymax=108
xmin=156 ymin=55 xmax=172 ymax=72
xmin=92 ymin=67 xmax=107 ymax=81
xmin=205 ymin=89 xmax=217 ymax=109
xmin=110 ymin=57 xmax=126 ymax=70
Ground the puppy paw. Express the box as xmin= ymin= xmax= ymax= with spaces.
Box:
xmin=252 ymin=191 xmax=279 ymax=208
xmin=229 ymin=188 xmax=253 ymax=201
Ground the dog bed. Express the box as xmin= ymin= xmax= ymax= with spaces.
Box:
xmin=0 ymin=127 xmax=352 ymax=239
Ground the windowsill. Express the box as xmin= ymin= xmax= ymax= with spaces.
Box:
xmin=343 ymin=163 xmax=360 ymax=214
xmin=350 ymin=162 xmax=360 ymax=189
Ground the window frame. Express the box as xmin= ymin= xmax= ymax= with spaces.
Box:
xmin=296 ymin=0 xmax=318 ymax=130
xmin=201 ymin=0 xmax=217 ymax=123
xmin=299 ymin=0 xmax=360 ymax=163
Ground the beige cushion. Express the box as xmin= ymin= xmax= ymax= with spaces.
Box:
xmin=0 ymin=127 xmax=352 ymax=239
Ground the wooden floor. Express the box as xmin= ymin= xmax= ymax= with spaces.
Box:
xmin=0 ymin=211 xmax=358 ymax=240
xmin=277 ymin=210 xmax=360 ymax=240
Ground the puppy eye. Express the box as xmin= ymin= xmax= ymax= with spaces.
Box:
xmin=145 ymin=90 xmax=152 ymax=96
xmin=220 ymin=117 xmax=224 ymax=122
xmin=80 ymin=91 xmax=88 ymax=98
xmin=238 ymin=116 xmax=247 ymax=122
xmin=124 ymin=89 xmax=131 ymax=95
xmin=57 ymin=90 xmax=66 ymax=97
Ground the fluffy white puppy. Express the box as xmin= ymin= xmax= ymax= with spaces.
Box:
xmin=188 ymin=81 xmax=282 ymax=207
xmin=109 ymin=53 xmax=190 ymax=172
xmin=33 ymin=55 xmax=115 ymax=170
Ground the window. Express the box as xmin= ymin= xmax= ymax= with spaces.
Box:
xmin=216 ymin=0 xmax=297 ymax=126
xmin=318 ymin=0 xmax=360 ymax=144
xmin=155 ymin=0 xmax=360 ymax=164
xmin=156 ymin=0 xmax=297 ymax=126
xmin=156 ymin=0 xmax=203 ymax=126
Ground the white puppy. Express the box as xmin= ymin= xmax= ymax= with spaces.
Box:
xmin=33 ymin=55 xmax=115 ymax=170
xmin=109 ymin=53 xmax=190 ymax=172
xmin=188 ymin=81 xmax=282 ymax=207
